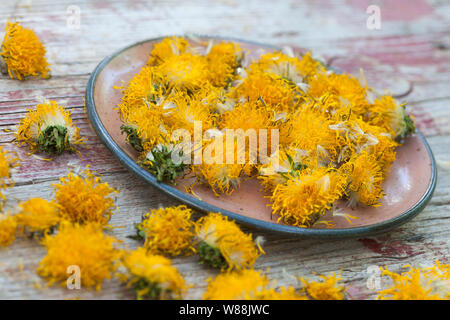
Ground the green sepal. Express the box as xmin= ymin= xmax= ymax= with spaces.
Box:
xmin=120 ymin=125 xmax=143 ymax=152
xmin=197 ymin=241 xmax=228 ymax=269
xmin=140 ymin=145 xmax=186 ymax=184
xmin=36 ymin=125 xmax=73 ymax=155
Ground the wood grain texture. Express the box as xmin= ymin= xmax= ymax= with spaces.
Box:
xmin=0 ymin=0 xmax=449 ymax=300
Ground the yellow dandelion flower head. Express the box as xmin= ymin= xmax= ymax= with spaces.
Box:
xmin=16 ymin=100 xmax=84 ymax=154
xmin=165 ymin=90 xmax=215 ymax=135
xmin=369 ymin=95 xmax=415 ymax=139
xmin=0 ymin=22 xmax=50 ymax=80
xmin=285 ymin=108 xmax=339 ymax=163
xmin=195 ymin=212 xmax=263 ymax=270
xmin=192 ymin=162 xmax=242 ymax=196
xmin=120 ymin=247 xmax=187 ymax=299
xmin=299 ymin=273 xmax=345 ymax=300
xmin=0 ymin=146 xmax=18 ymax=192
xmin=116 ymin=65 xmax=166 ymax=119
xmin=15 ymin=198 xmax=60 ymax=234
xmin=271 ymin=167 xmax=346 ymax=227
xmin=53 ymin=167 xmax=118 ymax=225
xmin=219 ymin=100 xmax=275 ymax=133
xmin=0 ymin=213 xmax=17 ymax=247
xmin=296 ymin=51 xmax=325 ymax=80
xmin=124 ymin=104 xmax=169 ymax=152
xmin=156 ymin=53 xmax=209 ymax=92
xmin=206 ymin=41 xmax=243 ymax=87
xmin=233 ymin=71 xmax=297 ymax=111
xmin=251 ymin=51 xmax=305 ymax=84
xmin=308 ymin=72 xmax=369 ymax=117
xmin=37 ymin=222 xmax=120 ymax=290
xmin=147 ymin=36 xmax=189 ymax=66
xmin=378 ymin=261 xmax=450 ymax=300
xmin=340 ymin=152 xmax=384 ymax=207
xmin=203 ymin=269 xmax=271 ymax=300
xmin=138 ymin=205 xmax=195 ymax=256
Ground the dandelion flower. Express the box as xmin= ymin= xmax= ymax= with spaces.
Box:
xmin=37 ymin=222 xmax=120 ymax=290
xmin=233 ymin=71 xmax=297 ymax=111
xmin=16 ymin=100 xmax=84 ymax=155
xmin=369 ymin=95 xmax=416 ymax=140
xmin=15 ymin=198 xmax=60 ymax=235
xmin=299 ymin=273 xmax=345 ymax=300
xmin=340 ymin=152 xmax=384 ymax=207
xmin=195 ymin=212 xmax=263 ymax=270
xmin=270 ymin=167 xmax=346 ymax=227
xmin=192 ymin=163 xmax=242 ymax=196
xmin=156 ymin=53 xmax=209 ymax=92
xmin=203 ymin=269 xmax=305 ymax=300
xmin=118 ymin=247 xmax=187 ymax=300
xmin=377 ymin=261 xmax=450 ymax=300
xmin=136 ymin=205 xmax=195 ymax=256
xmin=147 ymin=36 xmax=189 ymax=66
xmin=0 ymin=22 xmax=50 ymax=80
xmin=0 ymin=213 xmax=17 ymax=247
xmin=53 ymin=168 xmax=118 ymax=225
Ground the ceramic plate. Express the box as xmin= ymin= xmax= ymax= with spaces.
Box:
xmin=85 ymin=36 xmax=437 ymax=238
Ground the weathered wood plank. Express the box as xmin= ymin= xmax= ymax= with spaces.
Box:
xmin=0 ymin=0 xmax=448 ymax=300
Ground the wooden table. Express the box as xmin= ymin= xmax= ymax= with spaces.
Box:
xmin=0 ymin=0 xmax=448 ymax=300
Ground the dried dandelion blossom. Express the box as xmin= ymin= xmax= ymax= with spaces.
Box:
xmin=0 ymin=22 xmax=50 ymax=80
xmin=0 ymin=213 xmax=17 ymax=247
xmin=377 ymin=261 xmax=450 ymax=300
xmin=206 ymin=42 xmax=243 ymax=87
xmin=15 ymin=198 xmax=60 ymax=235
xmin=37 ymin=222 xmax=120 ymax=290
xmin=203 ymin=269 xmax=306 ymax=300
xmin=53 ymin=168 xmax=118 ymax=225
xmin=299 ymin=273 xmax=345 ymax=300
xmin=340 ymin=152 xmax=384 ymax=207
xmin=147 ymin=36 xmax=189 ymax=66
xmin=192 ymin=162 xmax=243 ymax=196
xmin=369 ymin=95 xmax=415 ymax=140
xmin=156 ymin=53 xmax=209 ymax=92
xmin=195 ymin=212 xmax=263 ymax=270
xmin=271 ymin=167 xmax=346 ymax=227
xmin=16 ymin=100 xmax=84 ymax=155
xmin=136 ymin=205 xmax=195 ymax=256
xmin=203 ymin=269 xmax=271 ymax=300
xmin=119 ymin=247 xmax=187 ymax=300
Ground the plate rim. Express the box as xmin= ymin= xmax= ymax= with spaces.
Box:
xmin=85 ymin=35 xmax=437 ymax=239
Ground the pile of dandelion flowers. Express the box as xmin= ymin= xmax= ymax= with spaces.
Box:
xmin=53 ymin=167 xmax=118 ymax=225
xmin=195 ymin=212 xmax=263 ymax=270
xmin=16 ymin=100 xmax=84 ymax=155
xmin=0 ymin=21 xmax=50 ymax=80
xmin=119 ymin=247 xmax=187 ymax=300
xmin=37 ymin=222 xmax=120 ymax=290
xmin=137 ymin=205 xmax=195 ymax=256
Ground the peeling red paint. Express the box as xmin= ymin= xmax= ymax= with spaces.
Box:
xmin=358 ymin=235 xmax=420 ymax=256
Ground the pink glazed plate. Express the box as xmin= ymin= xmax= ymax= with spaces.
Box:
xmin=86 ymin=36 xmax=437 ymax=238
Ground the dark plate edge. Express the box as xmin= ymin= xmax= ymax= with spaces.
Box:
xmin=85 ymin=35 xmax=437 ymax=239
